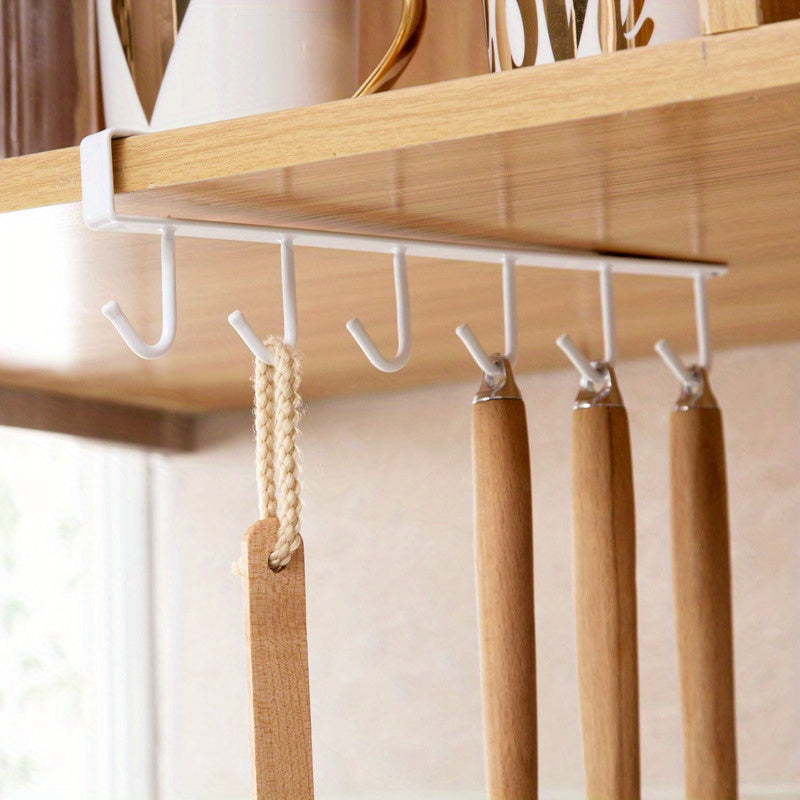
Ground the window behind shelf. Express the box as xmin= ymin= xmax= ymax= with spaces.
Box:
xmin=0 ymin=426 xmax=155 ymax=800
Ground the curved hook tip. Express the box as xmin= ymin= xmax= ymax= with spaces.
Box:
xmin=345 ymin=318 xmax=362 ymax=335
xmin=345 ymin=250 xmax=411 ymax=373
xmin=455 ymin=323 xmax=504 ymax=378
xmin=346 ymin=317 xmax=409 ymax=373
xmin=101 ymin=300 xmax=121 ymax=319
xmin=556 ymin=332 xmax=606 ymax=388
xmin=228 ymin=309 xmax=277 ymax=365
xmin=655 ymin=337 xmax=700 ymax=392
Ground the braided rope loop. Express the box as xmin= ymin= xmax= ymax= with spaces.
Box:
xmin=254 ymin=336 xmax=303 ymax=570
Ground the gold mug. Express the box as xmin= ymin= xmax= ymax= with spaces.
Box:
xmin=484 ymin=0 xmax=700 ymax=69
xmin=100 ymin=0 xmax=426 ymax=131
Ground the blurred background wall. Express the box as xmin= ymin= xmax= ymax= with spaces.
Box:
xmin=151 ymin=342 xmax=800 ymax=800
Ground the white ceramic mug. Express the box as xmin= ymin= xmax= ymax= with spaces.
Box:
xmin=97 ymin=0 xmax=425 ymax=132
xmin=484 ymin=0 xmax=701 ymax=69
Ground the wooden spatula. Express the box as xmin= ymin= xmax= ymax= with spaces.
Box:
xmin=571 ymin=367 xmax=640 ymax=800
xmin=471 ymin=359 xmax=538 ymax=799
xmin=670 ymin=369 xmax=738 ymax=800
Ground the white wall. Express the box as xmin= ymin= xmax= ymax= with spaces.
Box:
xmin=151 ymin=342 xmax=800 ymax=800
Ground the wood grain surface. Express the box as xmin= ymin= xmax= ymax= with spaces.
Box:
xmin=0 ymin=383 xmax=192 ymax=449
xmin=241 ymin=519 xmax=314 ymax=800
xmin=472 ymin=382 xmax=537 ymax=799
xmin=571 ymin=393 xmax=640 ymax=800
xmin=698 ymin=0 xmax=760 ymax=33
xmin=670 ymin=391 xmax=738 ymax=800
xmin=0 ymin=0 xmax=102 ymax=158
xmin=700 ymin=0 xmax=800 ymax=32
xmin=760 ymin=0 xmax=800 ymax=22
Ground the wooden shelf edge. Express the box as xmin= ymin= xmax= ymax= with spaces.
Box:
xmin=1 ymin=19 xmax=798 ymax=216
xmin=0 ymin=384 xmax=195 ymax=450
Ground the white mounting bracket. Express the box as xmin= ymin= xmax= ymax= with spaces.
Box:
xmin=79 ymin=129 xmax=727 ymax=280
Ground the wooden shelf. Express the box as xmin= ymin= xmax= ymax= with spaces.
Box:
xmin=0 ymin=20 xmax=799 ymax=412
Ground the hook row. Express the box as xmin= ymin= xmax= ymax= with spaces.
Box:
xmin=556 ymin=266 xmax=711 ymax=392
xmin=101 ymin=240 xmax=711 ymax=387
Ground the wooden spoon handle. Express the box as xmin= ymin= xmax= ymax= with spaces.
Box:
xmin=670 ymin=384 xmax=738 ymax=800
xmin=571 ymin=374 xmax=640 ymax=800
xmin=472 ymin=364 xmax=537 ymax=799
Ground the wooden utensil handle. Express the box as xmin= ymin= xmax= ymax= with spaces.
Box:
xmin=572 ymin=401 xmax=640 ymax=800
xmin=472 ymin=387 xmax=537 ymax=800
xmin=241 ymin=519 xmax=314 ymax=800
xmin=671 ymin=403 xmax=737 ymax=800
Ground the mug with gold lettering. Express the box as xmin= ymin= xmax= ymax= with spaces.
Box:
xmin=484 ymin=0 xmax=701 ymax=69
xmin=97 ymin=0 xmax=426 ymax=132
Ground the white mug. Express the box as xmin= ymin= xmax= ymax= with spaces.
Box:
xmin=485 ymin=0 xmax=701 ymax=69
xmin=97 ymin=0 xmax=425 ymax=132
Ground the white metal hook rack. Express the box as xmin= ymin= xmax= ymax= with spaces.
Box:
xmin=654 ymin=272 xmax=712 ymax=393
xmin=80 ymin=129 xmax=728 ymax=365
xmin=456 ymin=254 xmax=518 ymax=380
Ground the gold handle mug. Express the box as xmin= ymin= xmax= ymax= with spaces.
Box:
xmin=99 ymin=0 xmax=426 ymax=131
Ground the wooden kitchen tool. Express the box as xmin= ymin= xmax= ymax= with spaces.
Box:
xmin=240 ymin=519 xmax=313 ymax=800
xmin=471 ymin=358 xmax=538 ymax=800
xmin=238 ymin=337 xmax=313 ymax=800
xmin=571 ymin=367 xmax=640 ymax=800
xmin=670 ymin=369 xmax=737 ymax=800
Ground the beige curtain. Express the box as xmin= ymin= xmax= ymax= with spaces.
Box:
xmin=0 ymin=0 xmax=103 ymax=158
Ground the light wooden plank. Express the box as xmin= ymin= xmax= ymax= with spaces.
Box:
xmin=699 ymin=0 xmax=800 ymax=31
xmin=0 ymin=383 xmax=193 ymax=449
xmin=0 ymin=22 xmax=798 ymax=213
xmin=698 ymin=0 xmax=760 ymax=33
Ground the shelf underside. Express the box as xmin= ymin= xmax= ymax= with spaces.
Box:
xmin=0 ymin=22 xmax=798 ymax=412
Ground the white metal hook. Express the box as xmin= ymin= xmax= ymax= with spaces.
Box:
xmin=556 ymin=263 xmax=617 ymax=388
xmin=346 ymin=247 xmax=411 ymax=373
xmin=455 ymin=254 xmax=518 ymax=379
xmin=228 ymin=237 xmax=298 ymax=365
xmin=102 ymin=227 xmax=177 ymax=360
xmin=654 ymin=271 xmax=711 ymax=392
